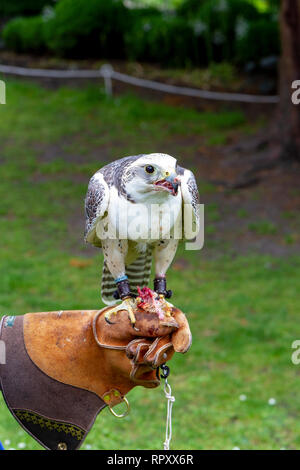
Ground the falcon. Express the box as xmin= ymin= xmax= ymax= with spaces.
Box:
xmin=84 ymin=153 xmax=199 ymax=325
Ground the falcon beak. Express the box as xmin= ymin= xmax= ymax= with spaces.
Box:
xmin=165 ymin=173 xmax=180 ymax=196
xmin=154 ymin=172 xmax=180 ymax=196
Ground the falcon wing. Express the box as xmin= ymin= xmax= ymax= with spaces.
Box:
xmin=177 ymin=166 xmax=200 ymax=239
xmin=84 ymin=172 xmax=110 ymax=247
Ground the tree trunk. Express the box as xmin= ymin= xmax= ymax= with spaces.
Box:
xmin=278 ymin=0 xmax=300 ymax=161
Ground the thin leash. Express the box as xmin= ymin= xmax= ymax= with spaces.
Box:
xmin=160 ymin=364 xmax=175 ymax=450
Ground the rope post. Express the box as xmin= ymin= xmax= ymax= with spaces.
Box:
xmin=100 ymin=64 xmax=114 ymax=97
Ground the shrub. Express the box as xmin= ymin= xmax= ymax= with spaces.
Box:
xmin=179 ymin=0 xmax=260 ymax=20
xmin=129 ymin=6 xmax=162 ymax=20
xmin=0 ymin=0 xmax=54 ymax=18
xmin=178 ymin=0 xmax=261 ymax=63
xmin=1 ymin=0 xmax=280 ymax=68
xmin=44 ymin=0 xmax=130 ymax=58
xmin=236 ymin=19 xmax=280 ymax=64
xmin=177 ymin=0 xmax=208 ymax=17
xmin=2 ymin=16 xmax=46 ymax=54
xmin=125 ymin=14 xmax=203 ymax=68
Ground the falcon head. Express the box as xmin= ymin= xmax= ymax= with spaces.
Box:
xmin=125 ymin=153 xmax=180 ymax=200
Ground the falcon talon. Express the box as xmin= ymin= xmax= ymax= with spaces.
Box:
xmin=123 ymin=297 xmax=137 ymax=325
xmin=159 ymin=294 xmax=172 ymax=317
xmin=104 ymin=303 xmax=127 ymax=324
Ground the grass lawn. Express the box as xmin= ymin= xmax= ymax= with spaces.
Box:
xmin=0 ymin=79 xmax=299 ymax=450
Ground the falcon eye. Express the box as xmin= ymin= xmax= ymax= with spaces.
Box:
xmin=145 ymin=165 xmax=155 ymax=174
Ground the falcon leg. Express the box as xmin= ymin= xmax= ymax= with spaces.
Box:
xmin=116 ymin=277 xmax=137 ymax=325
xmin=154 ymin=277 xmax=172 ymax=299
xmin=122 ymin=296 xmax=137 ymax=325
xmin=101 ymin=239 xmax=137 ymax=325
xmin=153 ymin=239 xmax=178 ymax=316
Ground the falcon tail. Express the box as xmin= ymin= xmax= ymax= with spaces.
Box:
xmin=101 ymin=249 xmax=152 ymax=305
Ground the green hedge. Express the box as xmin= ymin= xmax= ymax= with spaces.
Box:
xmin=179 ymin=0 xmax=261 ymax=63
xmin=44 ymin=0 xmax=129 ymax=58
xmin=1 ymin=0 xmax=280 ymax=67
xmin=0 ymin=0 xmax=54 ymax=18
xmin=2 ymin=16 xmax=46 ymax=54
xmin=125 ymin=14 xmax=203 ymax=67
xmin=236 ymin=19 xmax=280 ymax=63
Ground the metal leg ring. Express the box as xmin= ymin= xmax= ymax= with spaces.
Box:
xmin=108 ymin=396 xmax=130 ymax=419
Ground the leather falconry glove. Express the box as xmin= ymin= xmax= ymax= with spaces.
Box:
xmin=0 ymin=302 xmax=191 ymax=450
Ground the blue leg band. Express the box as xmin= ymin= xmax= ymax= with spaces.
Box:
xmin=115 ymin=275 xmax=128 ymax=284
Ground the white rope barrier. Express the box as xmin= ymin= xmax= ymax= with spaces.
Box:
xmin=0 ymin=63 xmax=279 ymax=104
xmin=0 ymin=64 xmax=101 ymax=78
xmin=111 ymin=69 xmax=279 ymax=104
